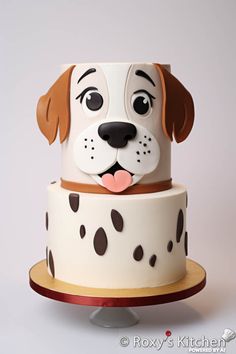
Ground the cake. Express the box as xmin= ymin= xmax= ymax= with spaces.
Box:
xmin=37 ymin=63 xmax=194 ymax=289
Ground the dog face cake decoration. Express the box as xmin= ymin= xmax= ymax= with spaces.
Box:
xmin=37 ymin=63 xmax=194 ymax=194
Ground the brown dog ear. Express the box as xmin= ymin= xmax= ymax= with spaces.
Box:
xmin=36 ymin=65 xmax=75 ymax=144
xmin=155 ymin=64 xmax=194 ymax=143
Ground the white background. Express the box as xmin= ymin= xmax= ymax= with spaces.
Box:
xmin=1 ymin=0 xmax=236 ymax=353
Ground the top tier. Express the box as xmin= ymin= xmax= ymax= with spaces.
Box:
xmin=37 ymin=63 xmax=194 ymax=194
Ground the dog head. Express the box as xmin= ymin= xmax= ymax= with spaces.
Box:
xmin=37 ymin=63 xmax=194 ymax=193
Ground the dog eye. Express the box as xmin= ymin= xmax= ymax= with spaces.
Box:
xmin=131 ymin=90 xmax=155 ymax=116
xmin=84 ymin=91 xmax=103 ymax=111
xmin=76 ymin=86 xmax=103 ymax=116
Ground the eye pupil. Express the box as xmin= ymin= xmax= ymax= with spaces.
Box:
xmin=86 ymin=92 xmax=103 ymax=111
xmin=133 ymin=96 xmax=149 ymax=115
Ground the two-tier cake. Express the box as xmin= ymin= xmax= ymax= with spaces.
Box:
xmin=36 ymin=62 xmax=194 ymax=289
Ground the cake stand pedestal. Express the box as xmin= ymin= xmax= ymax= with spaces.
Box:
xmin=29 ymin=258 xmax=206 ymax=328
xmin=90 ymin=307 xmax=139 ymax=327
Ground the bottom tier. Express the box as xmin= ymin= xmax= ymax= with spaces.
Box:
xmin=46 ymin=183 xmax=188 ymax=289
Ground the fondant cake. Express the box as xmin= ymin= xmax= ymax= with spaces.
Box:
xmin=37 ymin=63 xmax=194 ymax=289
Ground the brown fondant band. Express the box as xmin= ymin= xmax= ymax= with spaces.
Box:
xmin=60 ymin=178 xmax=172 ymax=195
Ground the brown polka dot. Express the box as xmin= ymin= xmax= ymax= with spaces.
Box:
xmin=80 ymin=225 xmax=86 ymax=239
xmin=111 ymin=209 xmax=124 ymax=232
xmin=46 ymin=246 xmax=48 ymax=267
xmin=185 ymin=232 xmax=188 ymax=256
xmin=69 ymin=193 xmax=80 ymax=212
xmin=149 ymin=254 xmax=157 ymax=267
xmin=93 ymin=228 xmax=108 ymax=256
xmin=167 ymin=240 xmax=173 ymax=252
xmin=45 ymin=212 xmax=48 ymax=230
xmin=49 ymin=250 xmax=55 ymax=277
xmin=176 ymin=209 xmax=184 ymax=243
xmin=133 ymin=245 xmax=144 ymax=261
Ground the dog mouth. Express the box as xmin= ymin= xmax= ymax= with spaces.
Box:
xmin=90 ymin=161 xmax=144 ymax=193
xmin=98 ymin=162 xmax=134 ymax=178
xmin=91 ymin=165 xmax=143 ymax=192
xmin=96 ymin=162 xmax=133 ymax=192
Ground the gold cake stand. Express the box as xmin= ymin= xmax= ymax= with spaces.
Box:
xmin=29 ymin=258 xmax=206 ymax=327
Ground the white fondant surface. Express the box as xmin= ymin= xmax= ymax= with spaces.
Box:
xmin=47 ymin=183 xmax=187 ymax=289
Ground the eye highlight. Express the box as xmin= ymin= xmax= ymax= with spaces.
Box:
xmin=131 ymin=90 xmax=155 ymax=116
xmin=76 ymin=86 xmax=103 ymax=116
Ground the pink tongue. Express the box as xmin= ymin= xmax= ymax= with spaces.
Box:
xmin=102 ymin=170 xmax=132 ymax=192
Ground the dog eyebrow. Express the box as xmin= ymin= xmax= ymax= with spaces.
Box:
xmin=135 ymin=70 xmax=155 ymax=87
xmin=77 ymin=68 xmax=96 ymax=84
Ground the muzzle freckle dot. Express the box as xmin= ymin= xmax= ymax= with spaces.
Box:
xmin=91 ymin=156 xmax=94 ymax=159
xmin=143 ymin=143 xmax=147 ymax=147
xmin=137 ymin=159 xmax=140 ymax=163
xmin=91 ymin=139 xmax=93 ymax=142
xmin=139 ymin=141 xmax=142 ymax=144
xmin=84 ymin=145 xmax=87 ymax=148
xmin=143 ymin=151 xmax=146 ymax=154
xmin=84 ymin=138 xmax=87 ymax=141
xmin=92 ymin=147 xmax=94 ymax=150
xmin=148 ymin=138 xmax=151 ymax=141
xmin=144 ymin=135 xmax=147 ymax=138
xmin=148 ymin=150 xmax=151 ymax=153
xmin=136 ymin=151 xmax=140 ymax=155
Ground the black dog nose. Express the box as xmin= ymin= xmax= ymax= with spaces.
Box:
xmin=98 ymin=122 xmax=137 ymax=148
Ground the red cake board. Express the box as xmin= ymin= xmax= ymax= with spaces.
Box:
xmin=29 ymin=258 xmax=206 ymax=307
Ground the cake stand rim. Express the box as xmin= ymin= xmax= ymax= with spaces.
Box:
xmin=29 ymin=259 xmax=206 ymax=307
